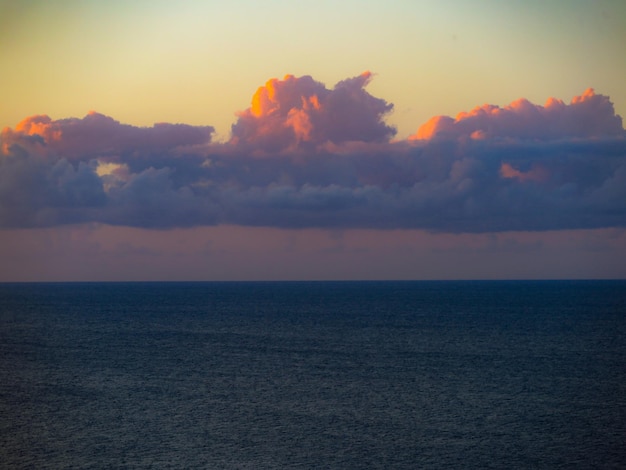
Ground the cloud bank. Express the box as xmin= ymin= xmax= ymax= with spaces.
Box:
xmin=1 ymin=74 xmax=625 ymax=232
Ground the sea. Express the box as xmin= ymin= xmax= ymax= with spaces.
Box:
xmin=0 ymin=281 xmax=624 ymax=469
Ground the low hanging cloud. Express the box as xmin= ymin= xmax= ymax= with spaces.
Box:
xmin=1 ymin=74 xmax=625 ymax=232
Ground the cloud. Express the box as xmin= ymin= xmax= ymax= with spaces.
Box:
xmin=0 ymin=146 xmax=107 ymax=227
xmin=230 ymin=71 xmax=396 ymax=152
xmin=1 ymin=77 xmax=625 ymax=232
xmin=410 ymin=88 xmax=623 ymax=140
xmin=1 ymin=111 xmax=214 ymax=160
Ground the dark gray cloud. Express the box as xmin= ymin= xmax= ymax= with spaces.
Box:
xmin=1 ymin=78 xmax=625 ymax=232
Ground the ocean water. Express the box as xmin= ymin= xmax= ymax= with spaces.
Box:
xmin=0 ymin=281 xmax=625 ymax=469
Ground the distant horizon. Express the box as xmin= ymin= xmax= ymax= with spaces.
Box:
xmin=3 ymin=278 xmax=625 ymax=285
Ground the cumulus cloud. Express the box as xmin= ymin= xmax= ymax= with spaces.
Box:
xmin=1 ymin=77 xmax=625 ymax=232
xmin=1 ymin=112 xmax=214 ymax=160
xmin=230 ymin=71 xmax=396 ymax=152
xmin=410 ymin=88 xmax=623 ymax=141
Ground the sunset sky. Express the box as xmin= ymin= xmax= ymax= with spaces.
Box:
xmin=1 ymin=0 xmax=625 ymax=281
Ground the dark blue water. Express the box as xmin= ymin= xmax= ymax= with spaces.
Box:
xmin=1 ymin=281 xmax=625 ymax=468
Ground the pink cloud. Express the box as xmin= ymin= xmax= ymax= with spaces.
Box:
xmin=1 ymin=111 xmax=214 ymax=159
xmin=410 ymin=88 xmax=624 ymax=141
xmin=230 ymin=71 xmax=395 ymax=153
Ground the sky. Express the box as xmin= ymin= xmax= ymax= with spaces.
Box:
xmin=1 ymin=0 xmax=625 ymax=281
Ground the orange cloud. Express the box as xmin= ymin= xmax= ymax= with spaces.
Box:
xmin=14 ymin=114 xmax=61 ymax=140
xmin=411 ymin=115 xmax=454 ymax=140
xmin=230 ymin=72 xmax=395 ymax=153
xmin=500 ymin=163 xmax=548 ymax=183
